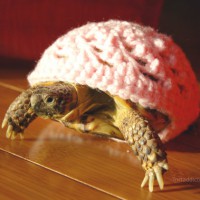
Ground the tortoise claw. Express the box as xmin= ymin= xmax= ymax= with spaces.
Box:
xmin=141 ymin=163 xmax=168 ymax=192
xmin=141 ymin=173 xmax=149 ymax=188
xmin=5 ymin=124 xmax=22 ymax=140
xmin=6 ymin=125 xmax=13 ymax=139
xmin=3 ymin=114 xmax=25 ymax=139
xmin=11 ymin=132 xmax=17 ymax=140
xmin=155 ymin=165 xmax=164 ymax=190
xmin=2 ymin=111 xmax=34 ymax=140
xmin=2 ymin=117 xmax=8 ymax=129
xmin=149 ymin=170 xmax=155 ymax=192
xmin=11 ymin=132 xmax=24 ymax=140
xmin=2 ymin=89 xmax=37 ymax=139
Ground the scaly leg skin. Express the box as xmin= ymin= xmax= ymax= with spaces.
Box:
xmin=2 ymin=88 xmax=37 ymax=139
xmin=119 ymin=110 xmax=169 ymax=192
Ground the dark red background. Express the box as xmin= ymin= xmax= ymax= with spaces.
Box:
xmin=0 ymin=0 xmax=163 ymax=60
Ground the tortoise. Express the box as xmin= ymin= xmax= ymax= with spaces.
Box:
xmin=2 ymin=20 xmax=199 ymax=192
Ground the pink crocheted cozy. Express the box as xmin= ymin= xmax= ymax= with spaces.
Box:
xmin=28 ymin=20 xmax=199 ymax=142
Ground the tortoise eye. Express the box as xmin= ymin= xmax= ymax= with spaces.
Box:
xmin=46 ymin=96 xmax=54 ymax=103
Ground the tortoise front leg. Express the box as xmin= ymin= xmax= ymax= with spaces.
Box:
xmin=2 ymin=88 xmax=37 ymax=139
xmin=119 ymin=110 xmax=168 ymax=192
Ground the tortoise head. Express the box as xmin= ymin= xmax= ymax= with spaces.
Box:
xmin=30 ymin=82 xmax=77 ymax=119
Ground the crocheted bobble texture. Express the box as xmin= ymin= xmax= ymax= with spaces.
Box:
xmin=28 ymin=20 xmax=199 ymax=142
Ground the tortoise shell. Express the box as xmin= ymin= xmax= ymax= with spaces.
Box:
xmin=28 ymin=20 xmax=199 ymax=142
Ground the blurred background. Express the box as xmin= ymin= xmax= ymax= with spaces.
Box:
xmin=0 ymin=0 xmax=199 ymax=80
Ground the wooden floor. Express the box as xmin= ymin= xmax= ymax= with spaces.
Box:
xmin=0 ymin=59 xmax=199 ymax=200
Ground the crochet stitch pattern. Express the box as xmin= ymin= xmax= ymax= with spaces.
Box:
xmin=28 ymin=20 xmax=199 ymax=142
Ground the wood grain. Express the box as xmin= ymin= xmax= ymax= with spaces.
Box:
xmin=0 ymin=150 xmax=117 ymax=200
xmin=0 ymin=66 xmax=200 ymax=199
